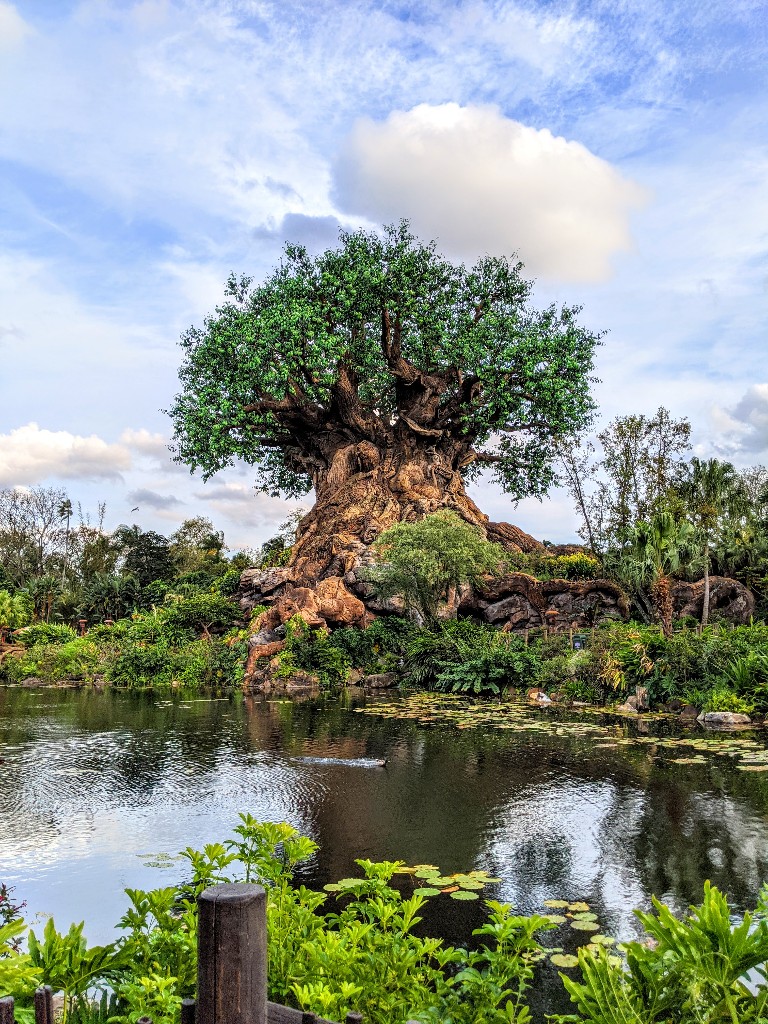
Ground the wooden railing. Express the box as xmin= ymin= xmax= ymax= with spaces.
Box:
xmin=0 ymin=884 xmax=395 ymax=1024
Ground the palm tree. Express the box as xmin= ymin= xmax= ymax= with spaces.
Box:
xmin=58 ymin=498 xmax=73 ymax=585
xmin=678 ymin=458 xmax=747 ymax=627
xmin=618 ymin=512 xmax=695 ymax=637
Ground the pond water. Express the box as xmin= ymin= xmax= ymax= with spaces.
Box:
xmin=2 ymin=686 xmax=768 ymax=1015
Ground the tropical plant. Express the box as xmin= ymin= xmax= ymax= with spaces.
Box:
xmin=555 ymin=881 xmax=768 ymax=1023
xmin=611 ymin=512 xmax=696 ymax=636
xmin=678 ymin=457 xmax=748 ymax=627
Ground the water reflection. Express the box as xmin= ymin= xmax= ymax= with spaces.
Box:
xmin=1 ymin=687 xmax=768 ymax=960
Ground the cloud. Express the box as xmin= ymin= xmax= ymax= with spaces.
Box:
xmin=0 ymin=2 xmax=30 ymax=51
xmin=333 ymin=103 xmax=647 ymax=281
xmin=120 ymin=428 xmax=169 ymax=459
xmin=253 ymin=213 xmax=343 ymax=254
xmin=0 ymin=423 xmax=132 ymax=485
xmin=125 ymin=487 xmax=182 ymax=510
xmin=714 ymin=384 xmax=768 ymax=455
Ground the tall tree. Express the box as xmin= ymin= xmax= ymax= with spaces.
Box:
xmin=678 ymin=458 xmax=748 ymax=626
xmin=169 ymin=222 xmax=600 ymax=582
xmin=113 ymin=525 xmax=175 ymax=589
xmin=0 ymin=486 xmax=69 ymax=586
xmin=560 ymin=409 xmax=691 ymax=554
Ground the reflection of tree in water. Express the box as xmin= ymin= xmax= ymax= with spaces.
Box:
xmin=595 ymin=761 xmax=768 ymax=914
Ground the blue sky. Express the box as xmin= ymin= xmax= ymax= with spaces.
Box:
xmin=1 ymin=0 xmax=767 ymax=550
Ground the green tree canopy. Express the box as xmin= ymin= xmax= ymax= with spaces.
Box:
xmin=169 ymin=222 xmax=600 ymax=502
xmin=368 ymin=510 xmax=506 ymax=624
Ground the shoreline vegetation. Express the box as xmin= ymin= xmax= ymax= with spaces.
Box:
xmin=3 ymin=817 xmax=768 ymax=1023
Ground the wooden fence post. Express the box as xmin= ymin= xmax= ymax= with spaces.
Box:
xmin=197 ymin=883 xmax=268 ymax=1024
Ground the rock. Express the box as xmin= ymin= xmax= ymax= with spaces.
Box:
xmin=238 ymin=567 xmax=296 ymax=612
xmin=680 ymin=704 xmax=700 ymax=721
xmin=697 ymin=711 xmax=752 ymax=728
xmin=313 ymin=576 xmax=369 ymax=627
xmin=615 ymin=698 xmax=640 ymax=713
xmin=363 ymin=672 xmax=398 ymax=689
xmin=460 ymin=573 xmax=629 ymax=632
xmin=671 ymin=576 xmax=754 ymax=625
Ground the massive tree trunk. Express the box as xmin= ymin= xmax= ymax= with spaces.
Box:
xmin=287 ymin=438 xmax=542 ymax=586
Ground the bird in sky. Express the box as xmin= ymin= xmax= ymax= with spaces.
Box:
xmin=130 ymin=507 xmax=139 ymax=512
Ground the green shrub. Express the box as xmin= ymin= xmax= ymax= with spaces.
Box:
xmin=106 ymin=640 xmax=175 ymax=688
xmin=161 ymin=593 xmax=239 ymax=636
xmin=558 ymin=881 xmax=768 ymax=1024
xmin=404 ymin=619 xmax=540 ymax=696
xmin=701 ymin=686 xmax=754 ymax=716
xmin=15 ymin=624 xmax=77 ymax=648
xmin=507 ymin=550 xmax=602 ymax=580
xmin=275 ymin=617 xmax=351 ymax=688
xmin=327 ymin=617 xmax=417 ymax=673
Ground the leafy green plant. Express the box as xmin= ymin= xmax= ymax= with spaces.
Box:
xmin=275 ymin=616 xmax=351 ymax=688
xmin=28 ymin=919 xmax=129 ymax=1024
xmin=701 ymin=686 xmax=754 ymax=715
xmin=15 ymin=623 xmax=77 ymax=647
xmin=555 ymin=881 xmax=768 ymax=1023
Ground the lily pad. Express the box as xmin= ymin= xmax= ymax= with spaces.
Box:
xmin=451 ymin=890 xmax=479 ymax=900
xmin=568 ymin=902 xmax=591 ymax=912
xmin=550 ymin=953 xmax=580 ymax=968
xmin=413 ymin=887 xmax=440 ymax=897
xmin=591 ymin=935 xmax=615 ymax=945
xmin=545 ymin=914 xmax=567 ymax=925
xmin=572 ymin=911 xmax=599 ymax=921
xmin=543 ymin=899 xmax=570 ymax=908
xmin=571 ymin=920 xmax=600 ymax=931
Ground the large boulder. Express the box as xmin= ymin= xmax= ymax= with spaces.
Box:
xmin=671 ymin=577 xmax=754 ymax=625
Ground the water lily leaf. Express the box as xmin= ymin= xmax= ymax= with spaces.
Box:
xmin=545 ymin=914 xmax=567 ymax=925
xmin=591 ymin=935 xmax=615 ymax=945
xmin=543 ymin=899 xmax=570 ymax=908
xmin=441 ymin=886 xmax=460 ymax=893
xmin=451 ymin=890 xmax=479 ymax=900
xmin=414 ymin=868 xmax=440 ymax=877
xmin=323 ymin=883 xmax=341 ymax=891
xmin=413 ymin=887 xmax=440 ymax=897
xmin=571 ymin=920 xmax=600 ymax=931
xmin=572 ymin=912 xmax=598 ymax=921
xmin=568 ymin=902 xmax=591 ymax=912
xmin=458 ymin=881 xmax=485 ymax=890
xmin=550 ymin=953 xmax=580 ymax=968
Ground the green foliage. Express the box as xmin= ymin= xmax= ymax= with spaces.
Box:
xmin=0 ymin=590 xmax=32 ymax=630
xmin=169 ymin=221 xmax=599 ymax=500
xmin=16 ymin=623 xmax=77 ymax=647
xmin=28 ymin=918 xmax=129 ymax=1024
xmin=275 ymin=616 xmax=351 ymax=688
xmin=404 ymin=619 xmax=540 ymax=696
xmin=327 ymin=616 xmax=417 ymax=673
xmin=556 ymin=881 xmax=768 ymax=1023
xmin=370 ymin=511 xmax=506 ymax=625
xmin=701 ymin=686 xmax=754 ymax=715
xmin=506 ymin=551 xmax=602 ymax=581
xmin=160 ymin=592 xmax=240 ymax=636
xmin=4 ymin=824 xmax=768 ymax=1023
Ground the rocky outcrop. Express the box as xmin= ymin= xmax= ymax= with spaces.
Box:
xmin=458 ymin=573 xmax=629 ymax=630
xmin=671 ymin=577 xmax=754 ymax=625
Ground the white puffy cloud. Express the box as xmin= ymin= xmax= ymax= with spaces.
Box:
xmin=0 ymin=423 xmax=132 ymax=485
xmin=0 ymin=2 xmax=30 ymax=51
xmin=333 ymin=103 xmax=647 ymax=282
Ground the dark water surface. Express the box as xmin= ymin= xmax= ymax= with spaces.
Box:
xmin=2 ymin=687 xmax=768 ymax=1012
